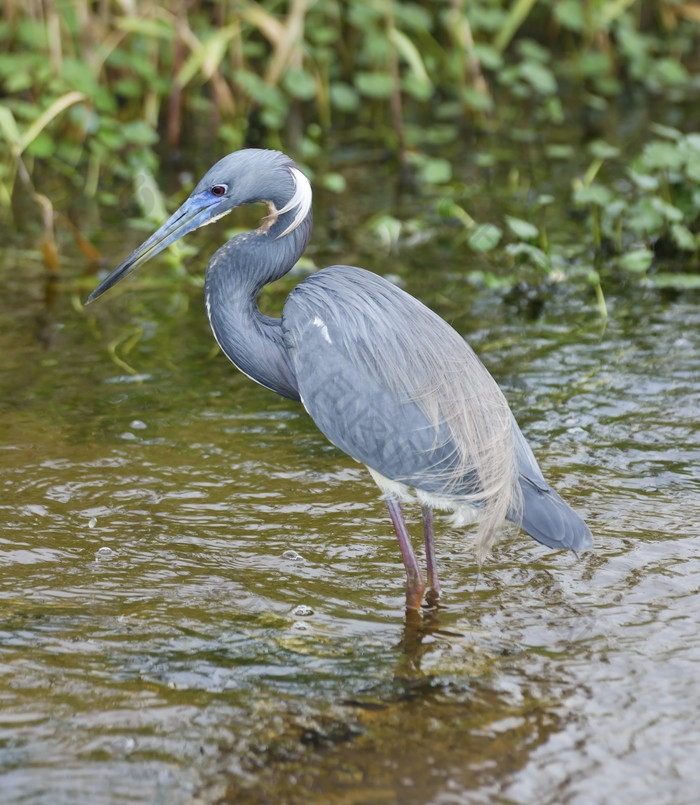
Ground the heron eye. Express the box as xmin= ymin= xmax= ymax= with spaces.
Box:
xmin=211 ymin=184 xmax=227 ymax=197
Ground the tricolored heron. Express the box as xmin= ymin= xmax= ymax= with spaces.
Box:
xmin=87 ymin=149 xmax=592 ymax=610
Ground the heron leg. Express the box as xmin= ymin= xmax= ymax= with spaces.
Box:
xmin=421 ymin=504 xmax=441 ymax=605
xmin=384 ymin=496 xmax=425 ymax=610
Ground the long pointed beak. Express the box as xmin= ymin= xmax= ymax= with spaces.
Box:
xmin=86 ymin=194 xmax=221 ymax=304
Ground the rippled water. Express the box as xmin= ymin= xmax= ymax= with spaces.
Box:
xmin=2 ymin=207 xmax=699 ymax=804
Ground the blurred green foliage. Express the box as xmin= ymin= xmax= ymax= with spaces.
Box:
xmin=1 ymin=0 xmax=699 ymax=290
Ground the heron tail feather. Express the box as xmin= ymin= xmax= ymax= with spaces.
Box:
xmin=518 ymin=475 xmax=592 ymax=553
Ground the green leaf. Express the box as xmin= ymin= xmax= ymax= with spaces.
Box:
xmin=626 ymin=199 xmax=664 ymax=236
xmin=347 ymin=2 xmax=383 ymax=28
xmin=355 ymin=71 xmax=394 ymax=99
xmin=603 ymin=198 xmax=627 ymax=221
xmin=234 ymin=70 xmax=286 ymax=107
xmin=179 ymin=25 xmax=237 ymax=86
xmin=61 ymin=58 xmax=101 ymax=97
xmin=627 ymin=169 xmax=659 ymax=192
xmin=394 ymin=4 xmax=433 ymax=31
xmin=282 ymin=68 xmax=317 ymax=101
xmin=402 ymin=74 xmax=434 ymax=102
xmin=320 ymin=172 xmax=346 ymax=194
xmin=330 ymin=83 xmax=360 ymax=113
xmin=0 ymin=105 xmax=21 ymax=149
xmin=116 ymin=16 xmax=175 ymax=40
xmin=308 ymin=25 xmax=340 ymax=46
xmin=461 ymin=86 xmax=494 ymax=112
xmin=469 ymin=5 xmax=506 ymax=33
xmin=686 ymin=160 xmax=700 ymax=183
xmin=25 ymin=130 xmax=53 ymax=158
xmin=670 ymin=223 xmax=698 ymax=252
xmin=518 ymin=60 xmax=557 ymax=94
xmin=113 ymin=78 xmax=143 ymax=99
xmin=651 ymin=197 xmax=684 ymax=223
xmin=681 ymin=135 xmax=700 ymax=181
xmin=580 ymin=51 xmax=612 ymax=78
xmin=97 ymin=126 xmax=125 ymax=150
xmin=587 ymin=140 xmax=620 ymax=160
xmin=260 ymin=106 xmax=285 ymax=130
xmin=505 ymin=242 xmax=550 ymax=269
xmin=419 ymin=157 xmax=451 ymax=185
xmin=121 ymin=120 xmax=158 ymax=147
xmin=649 ymin=123 xmax=683 ymax=141
xmin=640 ymin=141 xmax=685 ymax=172
xmin=516 ymin=39 xmax=550 ymax=64
xmin=684 ymin=133 xmax=700 ymax=150
xmin=544 ymin=96 xmax=564 ymax=124
xmin=505 ymin=215 xmax=539 ymax=241
xmin=649 ymin=57 xmax=688 ymax=87
xmin=573 ymin=184 xmax=613 ymax=206
xmin=472 ymin=43 xmax=503 ymax=71
xmin=618 ymin=248 xmax=653 ymax=273
xmin=553 ymin=0 xmax=585 ymax=32
xmin=437 ymin=198 xmax=474 ymax=227
xmin=468 ymin=224 xmax=502 ymax=252
xmin=649 ymin=273 xmax=700 ymax=290
xmin=546 ymin=144 xmax=576 ymax=160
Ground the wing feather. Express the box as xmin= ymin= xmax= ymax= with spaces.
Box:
xmin=282 ymin=265 xmax=520 ymax=558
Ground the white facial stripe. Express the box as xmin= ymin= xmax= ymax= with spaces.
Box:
xmin=275 ymin=167 xmax=312 ymax=239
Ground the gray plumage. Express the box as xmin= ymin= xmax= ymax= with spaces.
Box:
xmin=87 ymin=148 xmax=592 ymax=610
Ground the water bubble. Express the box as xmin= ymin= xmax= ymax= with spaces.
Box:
xmin=120 ymin=431 xmax=137 ymax=441
xmin=88 ymin=517 xmax=97 ymax=529
xmin=291 ymin=620 xmax=311 ymax=632
xmin=292 ymin=604 xmax=314 ymax=617
xmin=96 ymin=546 xmax=115 ymax=559
xmin=129 ymin=420 xmax=147 ymax=430
xmin=282 ymin=549 xmax=304 ymax=562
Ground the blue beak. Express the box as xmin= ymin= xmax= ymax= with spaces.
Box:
xmin=86 ymin=193 xmax=221 ymax=304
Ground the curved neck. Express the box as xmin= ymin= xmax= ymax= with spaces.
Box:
xmin=204 ymin=211 xmax=312 ymax=400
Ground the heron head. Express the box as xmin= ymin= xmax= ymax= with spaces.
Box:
xmin=86 ymin=149 xmax=311 ymax=303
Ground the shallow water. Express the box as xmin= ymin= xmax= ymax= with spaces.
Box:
xmin=2 ymin=167 xmax=700 ymax=805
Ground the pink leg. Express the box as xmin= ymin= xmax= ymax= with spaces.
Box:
xmin=421 ymin=504 xmax=441 ymax=603
xmin=385 ymin=496 xmax=425 ymax=610
xmin=421 ymin=504 xmax=440 ymax=598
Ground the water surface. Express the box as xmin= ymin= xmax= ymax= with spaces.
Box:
xmin=1 ymin=158 xmax=699 ymax=804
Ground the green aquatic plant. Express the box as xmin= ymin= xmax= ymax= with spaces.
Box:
xmin=573 ymin=128 xmax=700 ymax=286
xmin=2 ymin=1 xmax=698 ymax=182
xmin=0 ymin=0 xmax=699 ymax=295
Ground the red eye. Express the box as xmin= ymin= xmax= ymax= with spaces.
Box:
xmin=211 ymin=185 xmax=227 ymax=197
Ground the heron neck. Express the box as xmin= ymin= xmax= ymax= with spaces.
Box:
xmin=204 ymin=213 xmax=312 ymax=401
